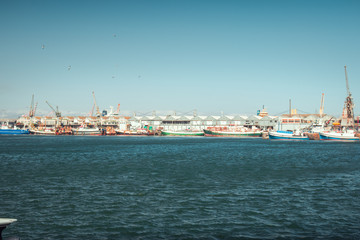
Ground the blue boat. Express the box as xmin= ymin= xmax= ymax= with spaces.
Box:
xmin=0 ymin=123 xmax=29 ymax=134
xmin=269 ymin=130 xmax=308 ymax=140
xmin=0 ymin=128 xmax=30 ymax=134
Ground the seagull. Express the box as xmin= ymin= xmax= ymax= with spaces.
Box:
xmin=41 ymin=44 xmax=45 ymax=50
xmin=68 ymin=65 xmax=71 ymax=71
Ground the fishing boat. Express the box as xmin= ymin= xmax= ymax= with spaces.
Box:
xmin=161 ymin=130 xmax=204 ymax=136
xmin=105 ymin=126 xmax=116 ymax=135
xmin=29 ymin=127 xmax=56 ymax=135
xmin=55 ymin=126 xmax=73 ymax=135
xmin=72 ymin=126 xmax=101 ymax=135
xmin=0 ymin=124 xmax=29 ymax=134
xmin=268 ymin=130 xmax=309 ymax=140
xmin=319 ymin=130 xmax=359 ymax=141
xmin=203 ymin=126 xmax=262 ymax=137
xmin=116 ymin=128 xmax=154 ymax=136
xmin=306 ymin=121 xmax=328 ymax=140
xmin=319 ymin=67 xmax=359 ymax=142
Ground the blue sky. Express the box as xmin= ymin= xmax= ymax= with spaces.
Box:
xmin=1 ymin=0 xmax=359 ymax=118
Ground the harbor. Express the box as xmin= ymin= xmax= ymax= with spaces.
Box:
xmin=2 ymin=107 xmax=359 ymax=140
xmin=3 ymin=66 xmax=358 ymax=141
xmin=2 ymin=1 xmax=360 ymax=239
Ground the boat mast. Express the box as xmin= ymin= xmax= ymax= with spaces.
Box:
xmin=92 ymin=91 xmax=101 ymax=117
xmin=319 ymin=93 xmax=325 ymax=118
xmin=289 ymin=99 xmax=291 ymax=117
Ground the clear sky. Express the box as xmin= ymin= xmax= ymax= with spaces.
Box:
xmin=1 ymin=0 xmax=359 ymax=118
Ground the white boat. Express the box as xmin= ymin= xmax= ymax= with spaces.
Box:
xmin=203 ymin=126 xmax=262 ymax=137
xmin=319 ymin=130 xmax=359 ymax=141
xmin=161 ymin=130 xmax=204 ymax=136
xmin=269 ymin=130 xmax=308 ymax=140
xmin=29 ymin=128 xmax=56 ymax=135
xmin=72 ymin=126 xmax=101 ymax=135
xmin=0 ymin=218 xmax=17 ymax=239
xmin=116 ymin=129 xmax=153 ymax=136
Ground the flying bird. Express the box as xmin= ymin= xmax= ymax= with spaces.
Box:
xmin=68 ymin=65 xmax=71 ymax=71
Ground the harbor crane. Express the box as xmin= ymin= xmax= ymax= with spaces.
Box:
xmin=92 ymin=91 xmax=101 ymax=117
xmin=343 ymin=65 xmax=354 ymax=125
xmin=46 ymin=101 xmax=61 ymax=118
xmin=29 ymin=94 xmax=38 ymax=118
xmin=115 ymin=104 xmax=120 ymax=115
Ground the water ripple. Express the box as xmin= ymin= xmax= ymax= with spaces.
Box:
xmin=1 ymin=136 xmax=360 ymax=239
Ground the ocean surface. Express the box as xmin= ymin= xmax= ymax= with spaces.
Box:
xmin=1 ymin=135 xmax=360 ymax=239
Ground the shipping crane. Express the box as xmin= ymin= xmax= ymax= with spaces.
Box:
xmin=343 ymin=65 xmax=354 ymax=126
xmin=33 ymin=102 xmax=38 ymax=117
xmin=92 ymin=91 xmax=101 ymax=117
xmin=29 ymin=94 xmax=35 ymax=117
xmin=90 ymin=104 xmax=95 ymax=116
xmin=28 ymin=95 xmax=38 ymax=118
xmin=46 ymin=101 xmax=61 ymax=118
xmin=115 ymin=104 xmax=120 ymax=115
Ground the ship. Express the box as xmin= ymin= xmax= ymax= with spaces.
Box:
xmin=319 ymin=130 xmax=359 ymax=141
xmin=72 ymin=126 xmax=101 ymax=135
xmin=269 ymin=130 xmax=308 ymax=140
xmin=29 ymin=128 xmax=56 ymax=135
xmin=0 ymin=127 xmax=29 ymax=135
xmin=161 ymin=130 xmax=204 ymax=136
xmin=203 ymin=126 xmax=262 ymax=137
xmin=116 ymin=128 xmax=154 ymax=136
xmin=319 ymin=66 xmax=359 ymax=141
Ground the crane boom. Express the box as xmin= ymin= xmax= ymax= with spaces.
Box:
xmin=29 ymin=94 xmax=35 ymax=117
xmin=92 ymin=91 xmax=101 ymax=117
xmin=345 ymin=65 xmax=351 ymax=96
xmin=46 ymin=101 xmax=61 ymax=117
xmin=115 ymin=104 xmax=120 ymax=115
xmin=33 ymin=102 xmax=38 ymax=117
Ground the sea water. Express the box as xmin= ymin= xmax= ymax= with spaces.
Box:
xmin=1 ymin=136 xmax=359 ymax=239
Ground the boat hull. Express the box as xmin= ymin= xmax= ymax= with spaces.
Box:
xmin=268 ymin=131 xmax=308 ymax=140
xmin=116 ymin=131 xmax=153 ymax=136
xmin=29 ymin=130 xmax=56 ymax=135
xmin=0 ymin=129 xmax=29 ymax=135
xmin=203 ymin=129 xmax=261 ymax=137
xmin=161 ymin=131 xmax=204 ymax=136
xmin=72 ymin=129 xmax=101 ymax=135
xmin=319 ymin=132 xmax=359 ymax=141
xmin=306 ymin=132 xmax=320 ymax=140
